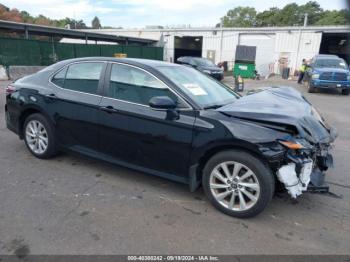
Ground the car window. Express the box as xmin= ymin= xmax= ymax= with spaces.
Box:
xmin=51 ymin=67 xmax=67 ymax=88
xmin=108 ymin=63 xmax=187 ymax=108
xmin=62 ymin=62 xmax=103 ymax=95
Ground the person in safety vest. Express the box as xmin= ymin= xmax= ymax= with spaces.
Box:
xmin=297 ymin=59 xmax=307 ymax=84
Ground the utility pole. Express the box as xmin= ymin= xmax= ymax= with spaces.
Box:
xmin=219 ymin=21 xmax=224 ymax=63
xmin=303 ymin=13 xmax=308 ymax=27
xmin=294 ymin=13 xmax=308 ymax=74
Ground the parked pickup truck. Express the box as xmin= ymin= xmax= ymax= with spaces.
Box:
xmin=306 ymin=54 xmax=350 ymax=95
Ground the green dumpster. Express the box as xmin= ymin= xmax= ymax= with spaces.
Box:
xmin=233 ymin=62 xmax=255 ymax=78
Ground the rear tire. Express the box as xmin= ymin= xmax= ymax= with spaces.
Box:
xmin=307 ymin=81 xmax=316 ymax=93
xmin=202 ymin=150 xmax=275 ymax=218
xmin=23 ymin=113 xmax=57 ymax=159
xmin=342 ymin=89 xmax=350 ymax=95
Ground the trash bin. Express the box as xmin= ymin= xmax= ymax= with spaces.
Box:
xmin=282 ymin=67 xmax=290 ymax=79
xmin=234 ymin=75 xmax=244 ymax=92
xmin=222 ymin=61 xmax=228 ymax=72
xmin=233 ymin=63 xmax=255 ymax=78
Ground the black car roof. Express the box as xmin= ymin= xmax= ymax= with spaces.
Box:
xmin=55 ymin=57 xmax=179 ymax=70
xmin=178 ymin=56 xmax=207 ymax=60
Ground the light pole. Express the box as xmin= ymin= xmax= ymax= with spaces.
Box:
xmin=294 ymin=13 xmax=309 ymax=75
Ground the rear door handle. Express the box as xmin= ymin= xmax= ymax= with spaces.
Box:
xmin=100 ymin=105 xmax=118 ymax=113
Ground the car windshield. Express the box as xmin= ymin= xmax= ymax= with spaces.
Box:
xmin=315 ymin=58 xmax=348 ymax=69
xmin=193 ymin=58 xmax=216 ymax=67
xmin=157 ymin=66 xmax=239 ymax=109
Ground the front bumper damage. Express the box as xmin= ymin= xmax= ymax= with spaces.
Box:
xmin=276 ymin=144 xmax=334 ymax=198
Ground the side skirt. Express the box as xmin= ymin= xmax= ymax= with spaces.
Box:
xmin=67 ymin=145 xmax=189 ymax=185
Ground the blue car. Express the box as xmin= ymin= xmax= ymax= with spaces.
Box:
xmin=306 ymin=55 xmax=350 ymax=95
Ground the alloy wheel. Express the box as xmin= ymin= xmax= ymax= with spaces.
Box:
xmin=209 ymin=161 xmax=260 ymax=211
xmin=25 ymin=120 xmax=49 ymax=155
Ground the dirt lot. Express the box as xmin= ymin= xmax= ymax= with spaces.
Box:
xmin=0 ymin=77 xmax=349 ymax=255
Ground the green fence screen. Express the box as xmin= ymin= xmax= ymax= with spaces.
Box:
xmin=0 ymin=37 xmax=163 ymax=66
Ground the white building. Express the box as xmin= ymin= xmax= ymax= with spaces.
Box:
xmin=83 ymin=26 xmax=350 ymax=77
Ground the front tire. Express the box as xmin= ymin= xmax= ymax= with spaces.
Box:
xmin=23 ymin=113 xmax=57 ymax=159
xmin=307 ymin=81 xmax=316 ymax=93
xmin=342 ymin=89 xmax=350 ymax=95
xmin=202 ymin=150 xmax=274 ymax=218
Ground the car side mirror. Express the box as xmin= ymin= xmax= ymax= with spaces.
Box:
xmin=149 ymin=96 xmax=179 ymax=120
xmin=149 ymin=96 xmax=176 ymax=110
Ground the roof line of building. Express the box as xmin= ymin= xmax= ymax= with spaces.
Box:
xmin=0 ymin=20 xmax=157 ymax=45
xmin=86 ymin=25 xmax=350 ymax=33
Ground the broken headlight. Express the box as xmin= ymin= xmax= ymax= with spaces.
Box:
xmin=279 ymin=140 xmax=303 ymax=150
xmin=278 ymin=138 xmax=312 ymax=150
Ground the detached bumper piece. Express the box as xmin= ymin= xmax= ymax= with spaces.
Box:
xmin=277 ymin=160 xmax=312 ymax=198
xmin=276 ymin=148 xmax=334 ymax=198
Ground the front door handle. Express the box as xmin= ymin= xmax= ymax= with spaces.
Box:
xmin=45 ymin=93 xmax=57 ymax=99
xmin=100 ymin=105 xmax=118 ymax=113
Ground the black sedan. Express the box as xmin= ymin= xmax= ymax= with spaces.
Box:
xmin=177 ymin=56 xmax=224 ymax=81
xmin=5 ymin=57 xmax=336 ymax=218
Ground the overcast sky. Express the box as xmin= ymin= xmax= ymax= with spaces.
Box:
xmin=2 ymin=0 xmax=349 ymax=28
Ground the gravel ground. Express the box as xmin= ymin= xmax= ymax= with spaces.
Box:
xmin=0 ymin=77 xmax=349 ymax=255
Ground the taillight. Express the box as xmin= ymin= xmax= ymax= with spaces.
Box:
xmin=5 ymin=84 xmax=16 ymax=95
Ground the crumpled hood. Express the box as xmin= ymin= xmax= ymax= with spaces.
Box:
xmin=217 ymin=86 xmax=336 ymax=144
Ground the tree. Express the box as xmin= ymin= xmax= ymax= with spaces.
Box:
xmin=299 ymin=1 xmax=323 ymax=25
xmin=61 ymin=18 xmax=87 ymax=29
xmin=256 ymin=7 xmax=280 ymax=26
xmin=35 ymin=15 xmax=51 ymax=26
xmin=316 ymin=9 xmax=350 ymax=25
xmin=220 ymin=7 xmax=257 ymax=27
xmin=219 ymin=1 xmax=349 ymax=27
xmin=277 ymin=3 xmax=302 ymax=26
xmin=92 ymin=16 xmax=101 ymax=29
xmin=20 ymin=11 xmax=34 ymax=23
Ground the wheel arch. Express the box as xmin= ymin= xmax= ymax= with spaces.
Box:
xmin=18 ymin=105 xmax=53 ymax=139
xmin=189 ymin=142 xmax=271 ymax=192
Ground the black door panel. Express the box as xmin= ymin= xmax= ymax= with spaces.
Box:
xmin=98 ymin=62 xmax=195 ymax=177
xmin=53 ymin=92 xmax=102 ymax=150
xmin=99 ymin=98 xmax=195 ymax=177
xmin=51 ymin=62 xmax=106 ymax=151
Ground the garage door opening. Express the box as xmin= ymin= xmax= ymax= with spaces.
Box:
xmin=320 ymin=33 xmax=350 ymax=64
xmin=174 ymin=36 xmax=202 ymax=63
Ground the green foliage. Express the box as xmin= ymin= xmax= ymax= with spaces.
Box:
xmin=220 ymin=7 xmax=257 ymax=27
xmin=220 ymin=1 xmax=349 ymax=27
xmin=255 ymin=8 xmax=280 ymax=27
xmin=0 ymin=3 xmax=87 ymax=28
xmin=299 ymin=1 xmax=323 ymax=25
xmin=315 ymin=9 xmax=350 ymax=25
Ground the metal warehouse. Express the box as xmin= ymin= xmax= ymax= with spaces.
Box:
xmin=85 ymin=26 xmax=350 ymax=77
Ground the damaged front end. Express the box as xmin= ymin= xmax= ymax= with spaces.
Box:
xmin=275 ymin=138 xmax=334 ymax=198
xmin=218 ymin=86 xmax=338 ymax=199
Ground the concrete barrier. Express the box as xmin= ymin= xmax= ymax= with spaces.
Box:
xmin=0 ymin=65 xmax=8 ymax=80
xmin=8 ymin=66 xmax=46 ymax=80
